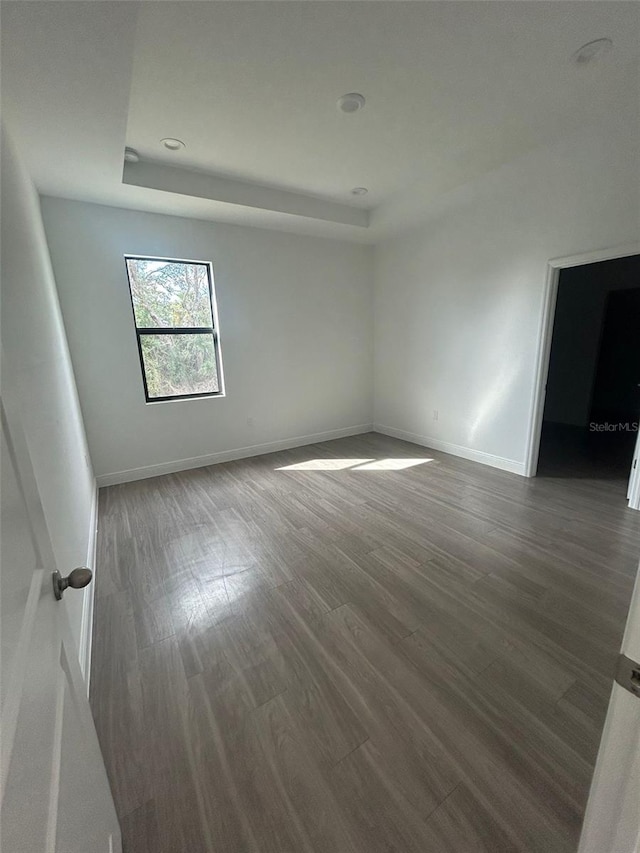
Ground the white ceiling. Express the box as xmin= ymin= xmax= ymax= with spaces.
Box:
xmin=2 ymin=1 xmax=638 ymax=243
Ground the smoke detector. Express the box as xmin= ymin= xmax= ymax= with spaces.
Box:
xmin=337 ymin=93 xmax=366 ymax=114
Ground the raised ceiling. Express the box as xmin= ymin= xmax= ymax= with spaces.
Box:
xmin=2 ymin=1 xmax=638 ymax=243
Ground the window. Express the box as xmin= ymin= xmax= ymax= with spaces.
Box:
xmin=124 ymin=256 xmax=224 ymax=402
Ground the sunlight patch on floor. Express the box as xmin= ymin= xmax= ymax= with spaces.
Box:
xmin=351 ymin=458 xmax=433 ymax=470
xmin=276 ymin=457 xmax=432 ymax=471
xmin=276 ymin=458 xmax=373 ymax=470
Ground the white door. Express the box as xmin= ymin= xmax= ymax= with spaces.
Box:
xmin=627 ymin=423 xmax=640 ymax=511
xmin=0 ymin=385 xmax=121 ymax=852
xmin=578 ymin=561 xmax=640 ymax=852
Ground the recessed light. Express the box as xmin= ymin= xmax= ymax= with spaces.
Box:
xmin=337 ymin=93 xmax=366 ymax=114
xmin=572 ymin=38 xmax=613 ymax=66
xmin=161 ymin=137 xmax=186 ymax=151
xmin=351 ymin=187 xmax=368 ymax=196
xmin=124 ymin=147 xmax=140 ymax=163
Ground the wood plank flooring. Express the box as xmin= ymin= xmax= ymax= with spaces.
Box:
xmin=90 ymin=433 xmax=640 ymax=852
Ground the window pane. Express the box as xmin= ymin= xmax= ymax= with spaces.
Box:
xmin=140 ymin=333 xmax=219 ymax=399
xmin=126 ymin=258 xmax=213 ymax=328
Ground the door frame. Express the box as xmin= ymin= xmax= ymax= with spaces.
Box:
xmin=524 ymin=242 xmax=640 ymax=480
xmin=628 ymin=429 xmax=640 ymax=511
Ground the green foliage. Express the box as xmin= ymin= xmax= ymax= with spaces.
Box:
xmin=141 ymin=334 xmax=219 ymax=398
xmin=127 ymin=259 xmax=219 ymax=398
xmin=127 ymin=259 xmax=213 ymax=328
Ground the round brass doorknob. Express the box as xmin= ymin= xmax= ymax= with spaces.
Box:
xmin=52 ymin=567 xmax=93 ymax=600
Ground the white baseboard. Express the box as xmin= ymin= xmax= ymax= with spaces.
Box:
xmin=96 ymin=424 xmax=374 ymax=487
xmin=373 ymin=423 xmax=527 ymax=476
xmin=78 ymin=481 xmax=99 ymax=695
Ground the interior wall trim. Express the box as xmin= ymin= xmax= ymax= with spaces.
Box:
xmin=374 ymin=423 xmax=527 ymax=476
xmin=96 ymin=424 xmax=374 ymax=487
xmin=525 ymin=241 xmax=640 ymax=479
xmin=78 ymin=480 xmax=99 ymax=694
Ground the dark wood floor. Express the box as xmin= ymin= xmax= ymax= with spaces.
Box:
xmin=90 ymin=432 xmax=640 ymax=853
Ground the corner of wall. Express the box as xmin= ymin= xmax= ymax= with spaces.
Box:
xmin=374 ymin=423 xmax=527 ymax=476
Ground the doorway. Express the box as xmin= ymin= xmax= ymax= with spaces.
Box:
xmin=526 ymin=247 xmax=640 ymax=506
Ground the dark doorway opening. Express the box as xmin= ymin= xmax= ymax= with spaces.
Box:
xmin=539 ymin=255 xmax=640 ymax=482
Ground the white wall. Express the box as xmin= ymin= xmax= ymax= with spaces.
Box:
xmin=40 ymin=199 xmax=373 ymax=484
xmin=1 ymin=126 xmax=96 ymax=666
xmin=373 ymin=118 xmax=640 ymax=473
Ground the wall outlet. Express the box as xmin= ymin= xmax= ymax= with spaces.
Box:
xmin=433 ymin=410 xmax=439 ymax=421
xmin=246 ymin=416 xmax=254 ymax=428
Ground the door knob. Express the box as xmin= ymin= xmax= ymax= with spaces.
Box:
xmin=52 ymin=567 xmax=93 ymax=600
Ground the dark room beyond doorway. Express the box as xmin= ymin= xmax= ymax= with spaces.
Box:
xmin=539 ymin=255 xmax=640 ymax=484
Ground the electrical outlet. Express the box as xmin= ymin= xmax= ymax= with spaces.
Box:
xmin=247 ymin=417 xmax=254 ymax=428
xmin=433 ymin=410 xmax=439 ymax=421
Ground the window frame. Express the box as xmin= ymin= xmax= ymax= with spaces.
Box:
xmin=124 ymin=254 xmax=225 ymax=403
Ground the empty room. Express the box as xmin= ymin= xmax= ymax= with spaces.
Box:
xmin=2 ymin=2 xmax=640 ymax=852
